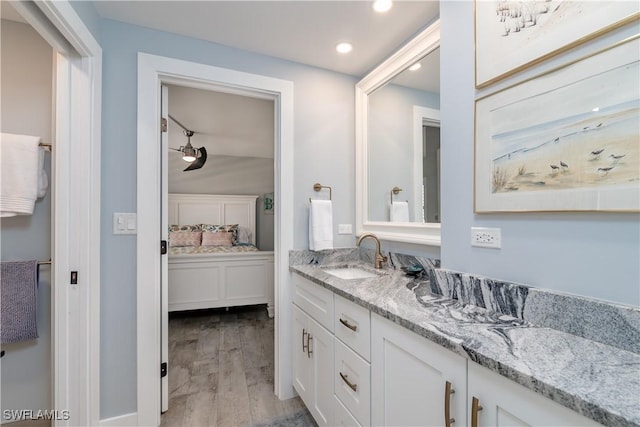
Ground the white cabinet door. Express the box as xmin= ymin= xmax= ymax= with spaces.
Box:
xmin=467 ymin=362 xmax=601 ymax=427
xmin=371 ymin=313 xmax=467 ymax=427
xmin=308 ymin=314 xmax=334 ymax=427
xmin=292 ymin=304 xmax=312 ymax=402
xmin=292 ymin=303 xmax=334 ymax=427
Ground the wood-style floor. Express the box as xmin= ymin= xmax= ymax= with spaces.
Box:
xmin=161 ymin=305 xmax=315 ymax=427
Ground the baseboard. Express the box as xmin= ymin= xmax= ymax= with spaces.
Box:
xmin=100 ymin=412 xmax=137 ymax=427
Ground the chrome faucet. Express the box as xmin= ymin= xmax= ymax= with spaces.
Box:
xmin=356 ymin=233 xmax=387 ymax=269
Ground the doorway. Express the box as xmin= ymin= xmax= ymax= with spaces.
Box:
xmin=162 ymin=83 xmax=276 ymax=415
xmin=137 ymin=53 xmax=295 ymax=426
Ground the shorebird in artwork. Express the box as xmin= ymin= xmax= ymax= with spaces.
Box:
xmin=598 ymin=166 xmax=615 ymax=175
xmin=560 ymin=161 xmax=569 ymax=169
xmin=550 ymin=164 xmax=560 ymax=173
xmin=590 ymin=148 xmax=605 ymax=159
xmin=609 ymin=154 xmax=626 ymax=163
xmin=596 ymin=123 xmax=603 ymax=128
xmin=553 ymin=137 xmax=560 ymax=143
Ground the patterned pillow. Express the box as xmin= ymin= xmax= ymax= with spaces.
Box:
xmin=201 ymin=231 xmax=233 ymax=247
xmin=199 ymin=224 xmax=239 ymax=244
xmin=169 ymin=230 xmax=202 ymax=247
xmin=169 ymin=224 xmax=200 ymax=232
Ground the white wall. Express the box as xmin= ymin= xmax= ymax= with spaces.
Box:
xmin=99 ymin=18 xmax=356 ymax=418
xmin=0 ymin=19 xmax=53 ymax=417
xmin=439 ymin=1 xmax=640 ymax=306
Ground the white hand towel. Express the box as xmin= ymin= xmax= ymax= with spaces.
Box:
xmin=0 ymin=133 xmax=42 ymax=217
xmin=390 ymin=201 xmax=410 ymax=222
xmin=309 ymin=200 xmax=334 ymax=251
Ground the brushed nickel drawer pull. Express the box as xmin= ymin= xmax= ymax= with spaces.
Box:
xmin=339 ymin=372 xmax=358 ymax=392
xmin=445 ymin=380 xmax=455 ymax=427
xmin=302 ymin=329 xmax=308 ymax=353
xmin=307 ymin=335 xmax=313 ymax=358
xmin=471 ymin=396 xmax=483 ymax=427
xmin=339 ymin=318 xmax=358 ymax=332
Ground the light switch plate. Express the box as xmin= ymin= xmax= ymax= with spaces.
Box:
xmin=338 ymin=224 xmax=353 ymax=234
xmin=113 ymin=213 xmax=137 ymax=235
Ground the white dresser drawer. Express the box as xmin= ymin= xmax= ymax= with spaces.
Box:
xmin=293 ymin=273 xmax=334 ymax=331
xmin=335 ymin=338 xmax=371 ymax=426
xmin=334 ymin=395 xmax=362 ymax=427
xmin=334 ymin=294 xmax=371 ymax=361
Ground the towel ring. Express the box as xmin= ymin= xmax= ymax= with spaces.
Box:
xmin=390 ymin=187 xmax=402 ymax=204
xmin=309 ymin=183 xmax=332 ymax=202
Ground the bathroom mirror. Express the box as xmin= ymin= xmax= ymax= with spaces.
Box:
xmin=356 ymin=19 xmax=441 ymax=245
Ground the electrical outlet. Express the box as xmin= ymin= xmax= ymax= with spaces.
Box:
xmin=471 ymin=227 xmax=501 ymax=249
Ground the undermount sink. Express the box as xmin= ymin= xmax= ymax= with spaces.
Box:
xmin=321 ymin=266 xmax=383 ymax=280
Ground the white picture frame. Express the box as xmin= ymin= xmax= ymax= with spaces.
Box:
xmin=475 ymin=1 xmax=639 ymax=88
xmin=475 ymin=36 xmax=640 ymax=213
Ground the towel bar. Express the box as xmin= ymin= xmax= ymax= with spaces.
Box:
xmin=309 ymin=183 xmax=332 ymax=202
xmin=390 ymin=186 xmax=402 ymax=204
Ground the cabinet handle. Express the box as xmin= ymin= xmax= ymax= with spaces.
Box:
xmin=445 ymin=381 xmax=455 ymax=427
xmin=339 ymin=372 xmax=358 ymax=392
xmin=307 ymin=334 xmax=313 ymax=358
xmin=471 ymin=396 xmax=483 ymax=427
xmin=339 ymin=318 xmax=358 ymax=332
xmin=302 ymin=328 xmax=308 ymax=353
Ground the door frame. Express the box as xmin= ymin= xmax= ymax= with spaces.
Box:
xmin=8 ymin=1 xmax=102 ymax=425
xmin=136 ymin=53 xmax=294 ymax=426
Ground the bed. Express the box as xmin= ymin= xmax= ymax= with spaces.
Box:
xmin=167 ymin=193 xmax=274 ymax=317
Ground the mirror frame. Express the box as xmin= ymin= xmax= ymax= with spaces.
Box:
xmin=355 ymin=19 xmax=441 ymax=245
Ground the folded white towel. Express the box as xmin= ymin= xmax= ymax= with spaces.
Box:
xmin=309 ymin=200 xmax=334 ymax=251
xmin=390 ymin=201 xmax=410 ymax=222
xmin=0 ymin=133 xmax=43 ymax=217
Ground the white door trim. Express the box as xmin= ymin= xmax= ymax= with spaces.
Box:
xmin=136 ymin=53 xmax=294 ymax=426
xmin=9 ymin=1 xmax=102 ymax=426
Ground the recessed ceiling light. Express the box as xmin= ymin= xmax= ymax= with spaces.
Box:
xmin=408 ymin=63 xmax=422 ymax=71
xmin=336 ymin=42 xmax=353 ymax=54
xmin=373 ymin=0 xmax=393 ymax=13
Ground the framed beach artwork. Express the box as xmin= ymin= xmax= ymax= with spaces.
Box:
xmin=475 ymin=1 xmax=639 ymax=88
xmin=475 ymin=36 xmax=639 ymax=213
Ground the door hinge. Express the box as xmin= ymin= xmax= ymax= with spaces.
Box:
xmin=161 ymin=240 xmax=167 ymax=255
xmin=161 ymin=117 xmax=168 ymax=133
xmin=161 ymin=362 xmax=167 ymax=378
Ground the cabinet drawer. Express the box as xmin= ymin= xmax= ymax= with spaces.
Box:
xmin=335 ymin=338 xmax=371 ymax=426
xmin=334 ymin=395 xmax=362 ymax=427
xmin=334 ymin=294 xmax=371 ymax=361
xmin=293 ymin=273 xmax=334 ymax=331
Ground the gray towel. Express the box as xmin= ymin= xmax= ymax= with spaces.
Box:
xmin=1 ymin=260 xmax=38 ymax=343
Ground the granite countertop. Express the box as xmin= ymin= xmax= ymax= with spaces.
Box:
xmin=290 ymin=261 xmax=640 ymax=427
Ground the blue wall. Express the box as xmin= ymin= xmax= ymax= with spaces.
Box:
xmin=99 ymin=18 xmax=357 ymax=418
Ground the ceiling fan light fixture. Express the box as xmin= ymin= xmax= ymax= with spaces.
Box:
xmin=182 ymin=141 xmax=197 ymax=162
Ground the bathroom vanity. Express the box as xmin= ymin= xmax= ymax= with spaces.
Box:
xmin=289 ymin=250 xmax=639 ymax=427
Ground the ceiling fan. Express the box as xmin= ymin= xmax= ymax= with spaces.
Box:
xmin=168 ymin=114 xmax=207 ymax=171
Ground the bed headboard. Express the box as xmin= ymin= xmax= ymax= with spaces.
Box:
xmin=168 ymin=194 xmax=258 ymax=244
